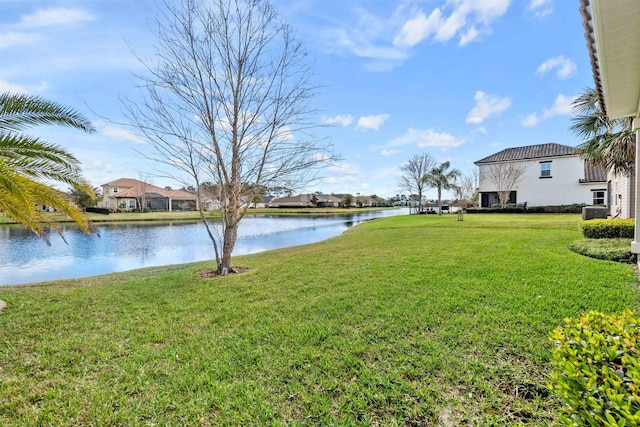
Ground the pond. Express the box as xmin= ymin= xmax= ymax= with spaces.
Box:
xmin=0 ymin=209 xmax=408 ymax=286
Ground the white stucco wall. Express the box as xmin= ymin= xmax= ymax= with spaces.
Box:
xmin=478 ymin=155 xmax=606 ymax=207
xmin=608 ymin=171 xmax=635 ymax=218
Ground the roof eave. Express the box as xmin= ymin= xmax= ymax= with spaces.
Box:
xmin=581 ymin=0 xmax=640 ymax=119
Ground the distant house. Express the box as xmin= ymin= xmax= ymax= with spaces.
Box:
xmin=269 ymin=194 xmax=313 ymax=208
xmin=98 ymin=178 xmax=198 ymax=212
xmin=474 ymin=143 xmax=607 ymax=208
xmin=270 ymin=193 xmax=341 ymax=208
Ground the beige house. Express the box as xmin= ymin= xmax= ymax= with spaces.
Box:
xmin=99 ymin=178 xmax=198 ymax=212
xmin=270 ymin=194 xmax=341 ymax=208
xmin=581 ymin=0 xmax=640 ymax=252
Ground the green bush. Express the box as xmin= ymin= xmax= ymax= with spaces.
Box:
xmin=569 ymin=238 xmax=636 ymax=264
xmin=580 ymin=219 xmax=635 ymax=239
xmin=466 ymin=204 xmax=585 ymax=214
xmin=548 ymin=310 xmax=640 ymax=426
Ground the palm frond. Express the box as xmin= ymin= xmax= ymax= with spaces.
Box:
xmin=571 ymin=87 xmax=599 ymax=115
xmin=0 ymin=92 xmax=95 ymax=242
xmin=0 ymin=133 xmax=87 ymax=185
xmin=571 ymin=87 xmax=635 ymax=176
xmin=0 ymin=92 xmax=95 ymax=133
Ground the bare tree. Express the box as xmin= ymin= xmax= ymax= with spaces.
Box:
xmin=124 ymin=0 xmax=335 ymax=275
xmin=457 ymin=168 xmax=479 ymax=207
xmin=136 ymin=174 xmax=151 ymax=213
xmin=398 ymin=153 xmax=436 ymax=214
xmin=485 ymin=163 xmax=526 ymax=208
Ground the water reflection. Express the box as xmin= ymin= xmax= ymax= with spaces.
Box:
xmin=0 ymin=209 xmax=407 ymax=286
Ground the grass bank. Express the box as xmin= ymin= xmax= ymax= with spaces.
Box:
xmin=0 ymin=207 xmax=392 ymax=225
xmin=1 ymin=214 xmax=638 ymax=425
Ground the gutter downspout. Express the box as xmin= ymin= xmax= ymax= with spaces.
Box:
xmin=631 ymin=118 xmax=640 ymax=261
xmin=627 ymin=173 xmax=632 ymax=219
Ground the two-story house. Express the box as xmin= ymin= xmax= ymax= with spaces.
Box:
xmin=474 ymin=143 xmax=607 ymax=208
xmin=98 ymin=178 xmax=198 ymax=212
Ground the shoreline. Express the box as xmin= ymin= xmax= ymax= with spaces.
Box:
xmin=0 ymin=207 xmax=397 ymax=226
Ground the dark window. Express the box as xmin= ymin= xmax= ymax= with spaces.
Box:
xmin=593 ymin=190 xmax=605 ymax=205
xmin=540 ymin=162 xmax=551 ymax=177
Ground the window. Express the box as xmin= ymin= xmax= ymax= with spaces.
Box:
xmin=540 ymin=162 xmax=551 ymax=178
xmin=129 ymin=200 xmax=136 ymax=209
xmin=593 ymin=190 xmax=605 ymax=205
xmin=112 ymin=187 xmax=119 ymax=194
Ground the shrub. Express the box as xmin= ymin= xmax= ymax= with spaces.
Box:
xmin=580 ymin=219 xmax=635 ymax=239
xmin=466 ymin=204 xmax=585 ymax=214
xmin=548 ymin=310 xmax=640 ymax=427
xmin=569 ymin=238 xmax=636 ymax=264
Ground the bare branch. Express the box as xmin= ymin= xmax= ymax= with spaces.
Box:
xmin=484 ymin=163 xmax=526 ymax=208
xmin=123 ymin=0 xmax=336 ymax=274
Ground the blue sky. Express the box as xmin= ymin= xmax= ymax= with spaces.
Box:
xmin=1 ymin=0 xmax=593 ymax=199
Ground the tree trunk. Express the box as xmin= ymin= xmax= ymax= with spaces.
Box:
xmin=219 ymin=178 xmax=241 ymax=275
xmin=220 ymin=218 xmax=238 ymax=275
xmin=438 ymin=187 xmax=443 ymax=216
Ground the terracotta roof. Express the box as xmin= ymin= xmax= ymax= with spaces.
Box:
xmin=579 ymin=0 xmax=640 ymax=119
xmin=580 ymin=0 xmax=607 ymax=116
xmin=474 ymin=143 xmax=577 ymax=165
xmin=103 ymin=178 xmax=195 ymax=200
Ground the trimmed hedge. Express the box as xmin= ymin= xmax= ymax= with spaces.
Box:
xmin=580 ymin=219 xmax=634 ymax=239
xmin=549 ymin=310 xmax=640 ymax=427
xmin=569 ymin=238 xmax=636 ymax=264
xmin=466 ymin=204 xmax=585 ymax=214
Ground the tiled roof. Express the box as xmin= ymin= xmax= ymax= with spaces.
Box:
xmin=580 ymin=0 xmax=607 ymax=116
xmin=271 ymin=194 xmax=311 ymax=204
xmin=474 ymin=143 xmax=577 ymax=164
xmin=582 ymin=161 xmax=607 ymax=183
xmin=103 ymin=178 xmax=196 ymax=200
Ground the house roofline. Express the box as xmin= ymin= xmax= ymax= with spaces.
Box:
xmin=579 ymin=0 xmax=607 ymax=117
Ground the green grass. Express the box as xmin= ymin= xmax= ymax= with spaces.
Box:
xmin=1 ymin=214 xmax=638 ymax=425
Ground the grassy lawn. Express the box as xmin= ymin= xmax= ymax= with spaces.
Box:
xmin=0 ymin=214 xmax=638 ymax=425
xmin=0 ymin=207 xmax=390 ymax=224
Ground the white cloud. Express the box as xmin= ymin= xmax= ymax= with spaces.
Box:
xmin=522 ymin=93 xmax=575 ymax=127
xmin=389 ymin=128 xmax=465 ymax=149
xmin=101 ymin=125 xmax=146 ymax=144
xmin=18 ymin=8 xmax=95 ymax=28
xmin=0 ymin=78 xmax=47 ymax=94
xmin=328 ymin=162 xmax=360 ymax=175
xmin=393 ymin=9 xmax=442 ymax=48
xmin=321 ymin=162 xmax=361 ymax=184
xmin=321 ymin=6 xmax=410 ymax=71
xmin=357 ymin=114 xmax=390 ymax=130
xmin=470 ymin=127 xmax=487 ymax=136
xmin=522 ymin=113 xmax=540 ymax=127
xmin=544 ymin=94 xmax=574 ymax=116
xmin=394 ymin=0 xmax=511 ymax=48
xmin=310 ymin=152 xmax=329 ymax=162
xmin=466 ymin=91 xmax=511 ymax=124
xmin=321 ymin=0 xmax=509 ymax=71
xmin=527 ymin=0 xmax=553 ymax=19
xmin=324 ymin=114 xmax=354 ymax=126
xmin=0 ymin=32 xmax=40 ymax=49
xmin=537 ymin=56 xmax=576 ymax=79
xmin=380 ymin=148 xmax=401 ymax=156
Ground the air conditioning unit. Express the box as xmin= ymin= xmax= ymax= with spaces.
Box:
xmin=582 ymin=206 xmax=608 ymax=220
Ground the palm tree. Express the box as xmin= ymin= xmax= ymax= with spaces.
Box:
xmin=0 ymin=92 xmax=95 ymax=243
xmin=571 ymin=87 xmax=635 ymax=176
xmin=423 ymin=161 xmax=462 ymax=216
